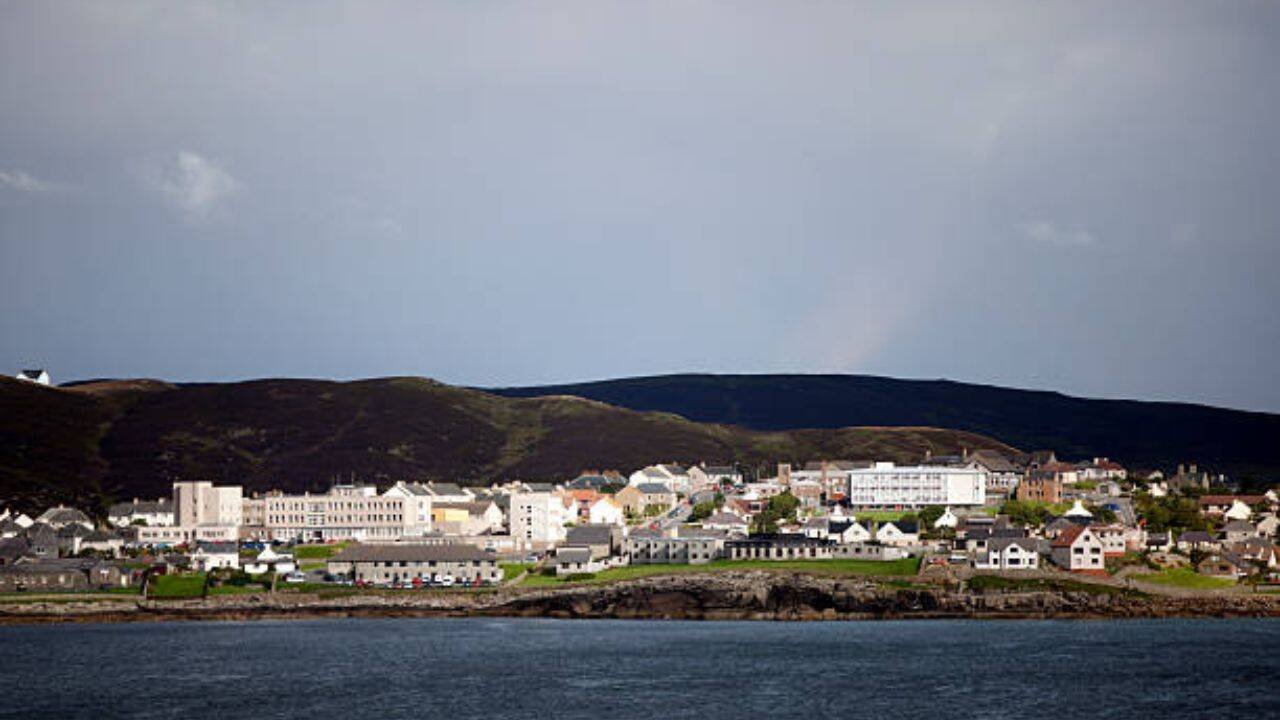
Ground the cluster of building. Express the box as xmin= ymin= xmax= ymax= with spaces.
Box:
xmin=3 ymin=449 xmax=1278 ymax=592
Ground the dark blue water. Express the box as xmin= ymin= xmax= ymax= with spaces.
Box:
xmin=1 ymin=618 xmax=1276 ymax=719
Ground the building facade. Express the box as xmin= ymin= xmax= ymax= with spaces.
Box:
xmin=845 ymin=463 xmax=987 ymax=507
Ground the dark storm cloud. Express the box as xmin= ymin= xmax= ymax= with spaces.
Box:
xmin=2 ymin=1 xmax=1278 ymax=410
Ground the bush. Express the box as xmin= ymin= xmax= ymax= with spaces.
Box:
xmin=564 ymin=573 xmax=597 ymax=582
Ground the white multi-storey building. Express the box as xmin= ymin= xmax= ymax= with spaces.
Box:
xmin=509 ymin=491 xmax=571 ymax=549
xmin=845 ymin=463 xmax=987 ymax=507
xmin=242 ymin=485 xmax=414 ymax=543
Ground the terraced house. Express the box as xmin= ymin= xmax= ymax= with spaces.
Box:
xmin=326 ymin=544 xmax=502 ymax=585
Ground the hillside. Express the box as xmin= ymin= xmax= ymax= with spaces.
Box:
xmin=491 ymin=374 xmax=1280 ymax=480
xmin=0 ymin=376 xmax=1014 ymax=514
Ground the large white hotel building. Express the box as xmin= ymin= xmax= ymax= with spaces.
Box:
xmin=844 ymin=462 xmax=987 ymax=507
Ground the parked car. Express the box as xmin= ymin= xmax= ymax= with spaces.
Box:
xmin=283 ymin=572 xmax=307 ymax=584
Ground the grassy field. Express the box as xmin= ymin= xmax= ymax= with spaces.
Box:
xmin=499 ymin=563 xmax=534 ymax=579
xmin=968 ymin=574 xmax=1138 ymax=596
xmin=853 ymin=510 xmax=914 ymax=522
xmin=1134 ymin=568 xmax=1237 ymax=590
xmin=293 ymin=543 xmax=348 ymax=560
xmin=519 ymin=557 xmax=921 ymax=587
xmin=147 ymin=573 xmax=207 ymax=599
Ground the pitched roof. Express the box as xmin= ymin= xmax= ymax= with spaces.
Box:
xmin=194 ymin=541 xmax=238 ymax=554
xmin=1178 ymin=530 xmax=1216 ymax=543
xmin=565 ymin=524 xmax=617 ymax=546
xmin=109 ymin=499 xmax=173 ymax=515
xmin=635 ymin=483 xmax=675 ymax=495
xmin=37 ymin=507 xmax=91 ymax=525
xmin=989 ymin=537 xmax=1039 ymax=553
xmin=330 ymin=544 xmax=495 ymax=563
xmin=967 ymin=450 xmax=1017 ymax=473
xmin=1199 ymin=495 xmax=1265 ymax=506
xmin=1221 ymin=520 xmax=1256 ymax=533
xmin=554 ymin=547 xmax=593 ymax=564
xmin=1051 ymin=524 xmax=1088 ymax=548
xmin=703 ymin=511 xmax=747 ymax=526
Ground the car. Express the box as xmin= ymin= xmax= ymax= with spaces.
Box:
xmin=439 ymin=574 xmax=455 ymax=587
xmin=283 ymin=572 xmax=307 ymax=584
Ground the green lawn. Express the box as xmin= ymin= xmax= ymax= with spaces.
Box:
xmin=519 ymin=557 xmax=921 ymax=587
xmin=147 ymin=573 xmax=208 ymax=599
xmin=1134 ymin=568 xmax=1237 ymax=590
xmin=292 ymin=543 xmax=348 ymax=560
xmin=969 ymin=574 xmax=1138 ymax=596
xmin=499 ymin=563 xmax=534 ymax=579
xmin=854 ymin=510 xmax=914 ymax=522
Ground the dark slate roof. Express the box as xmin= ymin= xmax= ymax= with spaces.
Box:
xmin=988 ymin=537 xmax=1039 ymax=553
xmin=195 ymin=541 xmax=239 ymax=554
xmin=967 ymin=450 xmax=1018 ymax=473
xmin=704 ymin=511 xmax=747 ymax=526
xmin=57 ymin=524 xmax=92 ymax=538
xmin=1178 ymin=531 xmax=1216 ymax=543
xmin=635 ymin=483 xmax=675 ymax=495
xmin=427 ymin=483 xmax=467 ymax=496
xmin=553 ymin=547 xmax=593 ymax=564
xmin=37 ymin=507 xmax=91 ymax=525
xmin=566 ymin=525 xmax=617 ymax=546
xmin=108 ymin=499 xmax=173 ymax=515
xmin=523 ymin=482 xmax=557 ymax=493
xmin=24 ymin=524 xmax=57 ymax=544
xmin=886 ymin=520 xmax=919 ymax=534
xmin=330 ymin=544 xmax=496 ymax=563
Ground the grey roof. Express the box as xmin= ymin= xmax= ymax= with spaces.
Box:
xmin=24 ymin=523 xmax=57 ymax=545
xmin=433 ymin=501 xmax=498 ymax=515
xmin=566 ymin=524 xmax=617 ymax=546
xmin=568 ymin=475 xmax=611 ymax=489
xmin=330 ymin=544 xmax=496 ymax=563
xmin=108 ymin=499 xmax=173 ymax=515
xmin=524 ymin=482 xmax=556 ymax=493
xmin=635 ymin=483 xmax=675 ymax=495
xmin=553 ymin=547 xmax=593 ymax=564
xmin=884 ymin=520 xmax=919 ymax=534
xmin=37 ymin=507 xmax=91 ymax=525
xmin=967 ymin=450 xmax=1018 ymax=473
xmin=704 ymin=511 xmax=747 ymax=526
xmin=195 ymin=541 xmax=238 ymax=554
xmin=1179 ymin=531 xmax=1216 ymax=543
xmin=1221 ymin=520 xmax=1255 ymax=533
xmin=702 ymin=466 xmax=737 ymax=476
xmin=988 ymin=537 xmax=1039 ymax=553
xmin=57 ymin=524 xmax=92 ymax=538
xmin=427 ymin=482 xmax=468 ymax=496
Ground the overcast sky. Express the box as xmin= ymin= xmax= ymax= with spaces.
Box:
xmin=2 ymin=2 xmax=1278 ymax=411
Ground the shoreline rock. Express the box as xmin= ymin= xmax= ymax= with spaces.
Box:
xmin=2 ymin=572 xmax=1277 ymax=625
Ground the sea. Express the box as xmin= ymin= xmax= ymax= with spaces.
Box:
xmin=1 ymin=618 xmax=1276 ymax=719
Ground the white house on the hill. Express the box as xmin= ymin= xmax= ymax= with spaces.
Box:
xmin=15 ymin=369 xmax=50 ymax=385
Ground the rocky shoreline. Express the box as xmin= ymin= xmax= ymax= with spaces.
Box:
xmin=3 ymin=572 xmax=1278 ymax=625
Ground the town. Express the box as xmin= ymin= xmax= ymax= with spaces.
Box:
xmin=2 ymin=447 xmax=1278 ymax=599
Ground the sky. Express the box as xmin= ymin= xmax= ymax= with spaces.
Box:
xmin=2 ymin=2 xmax=1278 ymax=412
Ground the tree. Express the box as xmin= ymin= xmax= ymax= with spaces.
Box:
xmin=917 ymin=506 xmax=945 ymax=529
xmin=690 ymin=501 xmax=717 ymax=522
xmin=751 ymin=491 xmax=800 ymax=534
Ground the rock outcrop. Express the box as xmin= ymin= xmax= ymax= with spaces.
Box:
xmin=3 ymin=572 xmax=1278 ymax=624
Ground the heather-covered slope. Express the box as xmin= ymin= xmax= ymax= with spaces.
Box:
xmin=0 ymin=376 xmax=1014 ymax=513
xmin=492 ymin=374 xmax=1280 ymax=479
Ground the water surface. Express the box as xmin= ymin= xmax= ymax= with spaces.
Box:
xmin=2 ymin=618 xmax=1275 ymax=719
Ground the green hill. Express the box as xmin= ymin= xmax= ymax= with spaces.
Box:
xmin=0 ymin=376 xmax=1015 ymax=514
